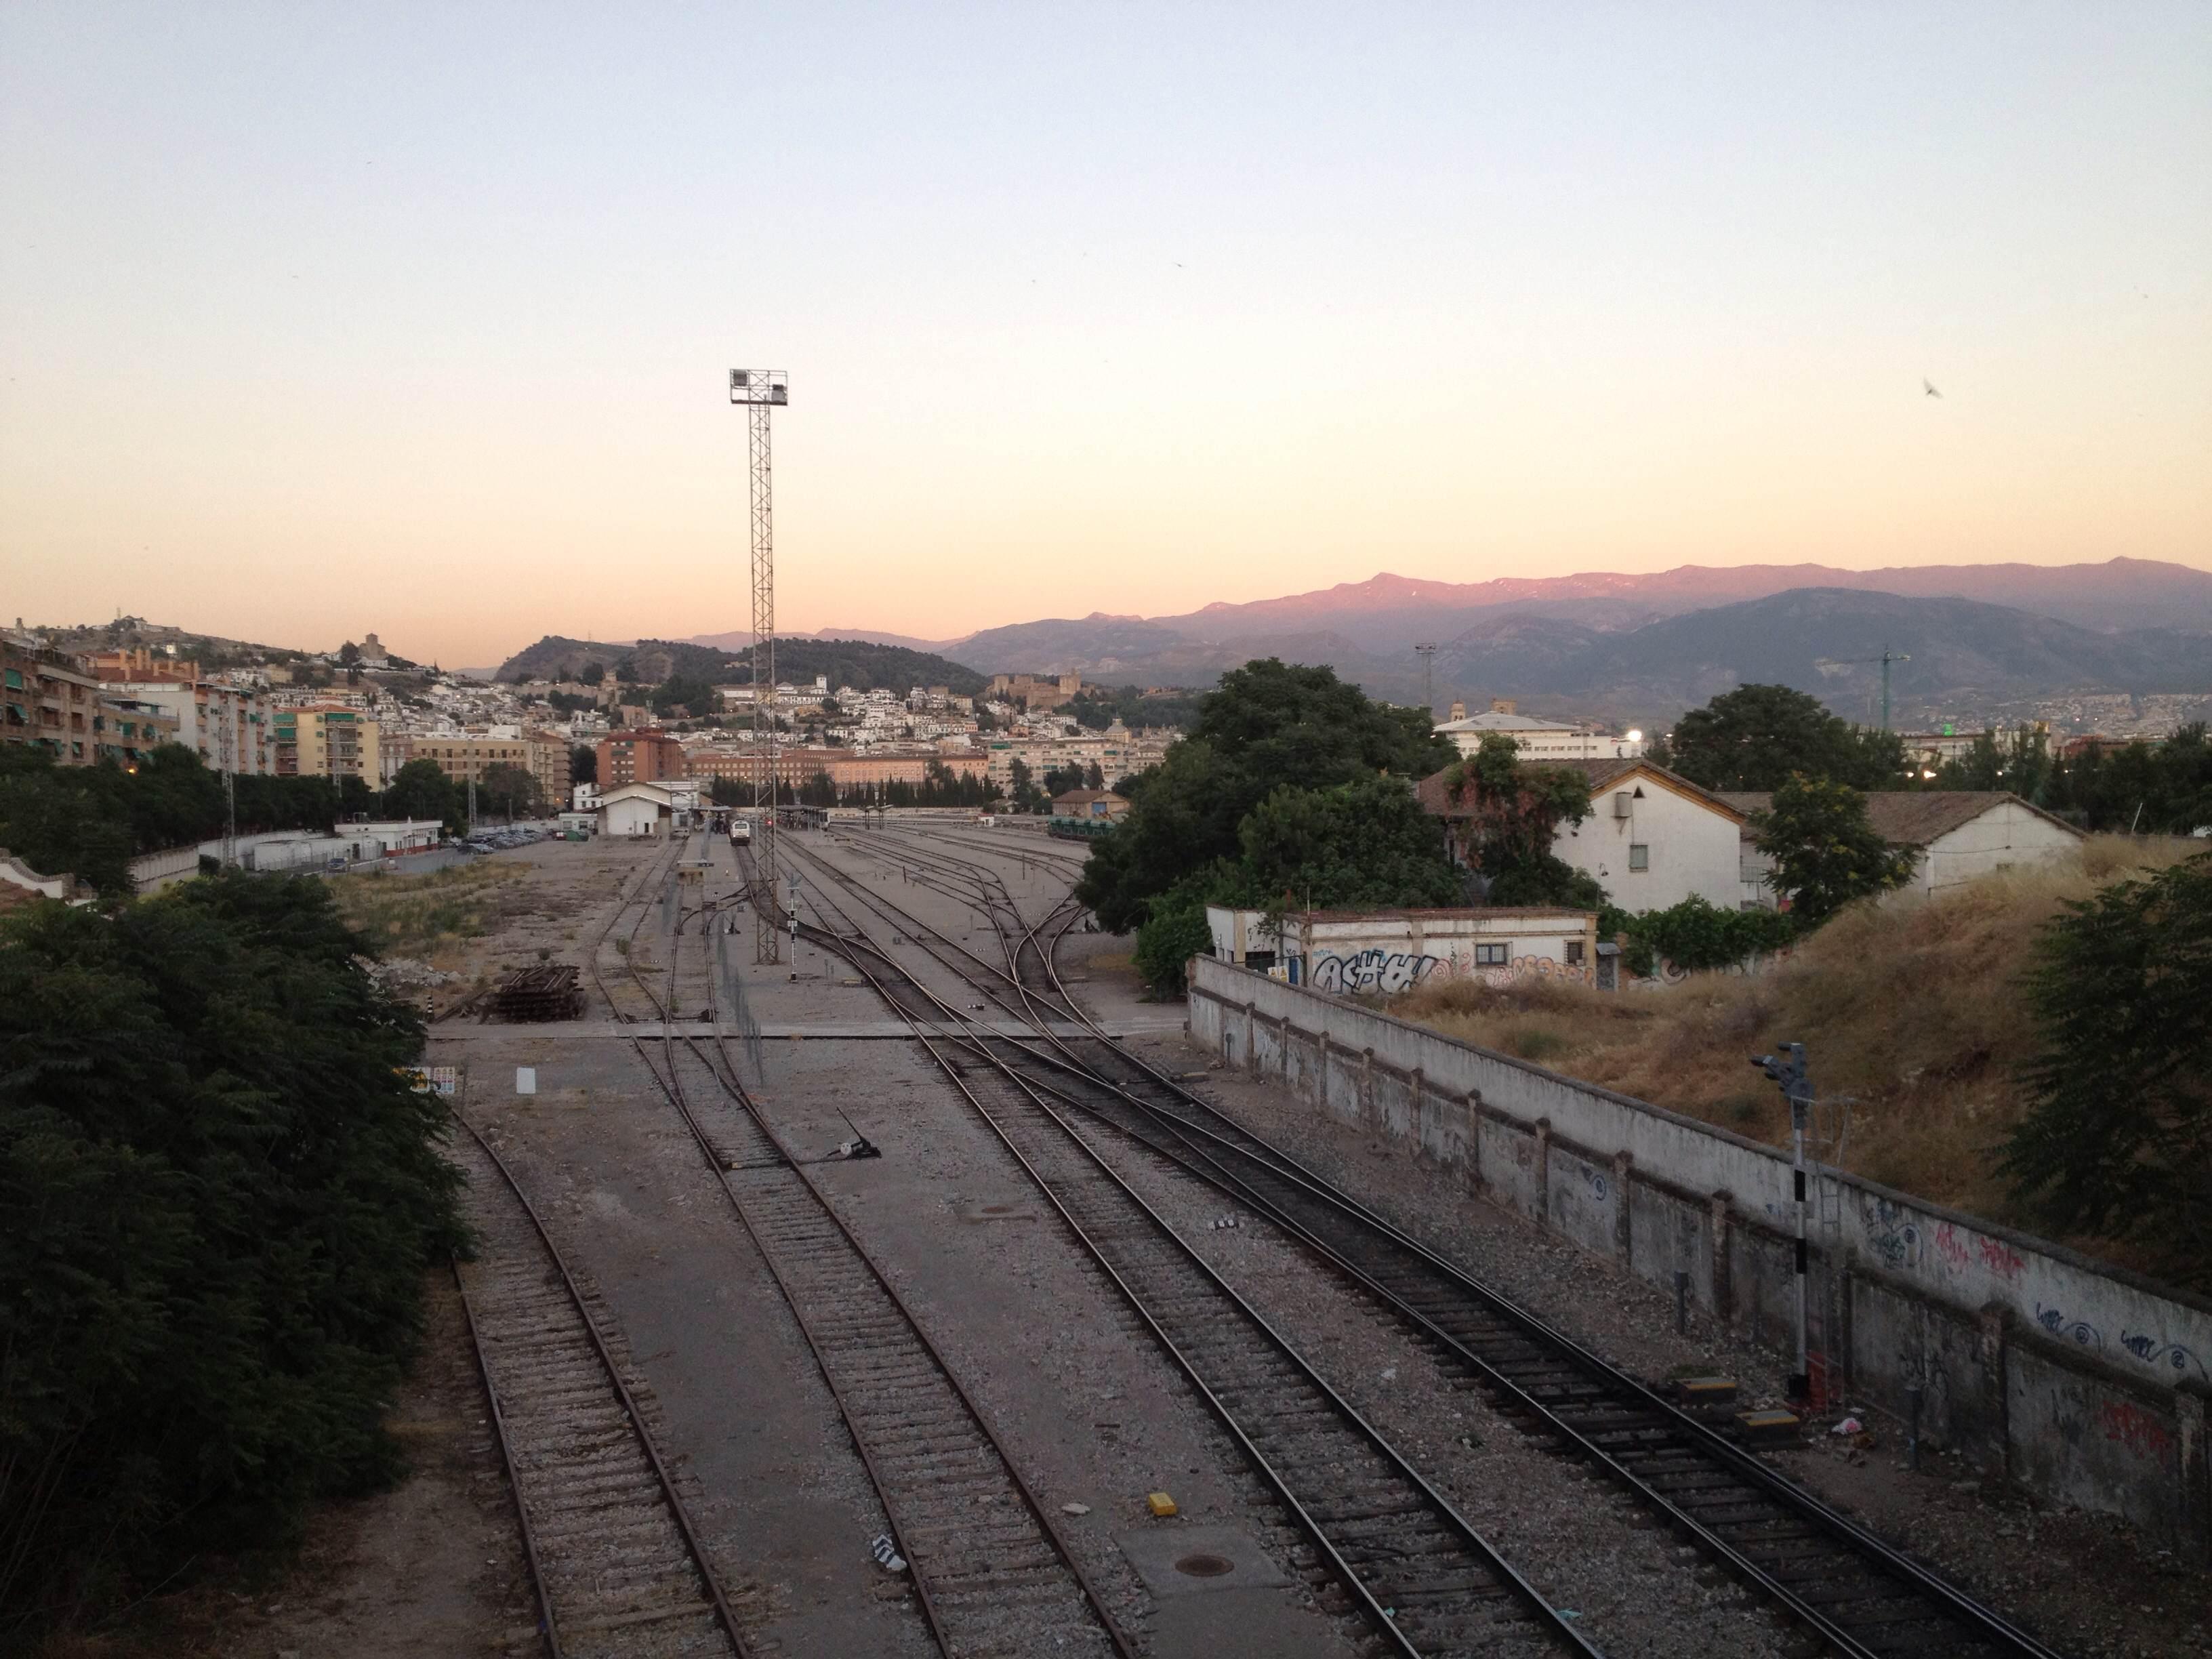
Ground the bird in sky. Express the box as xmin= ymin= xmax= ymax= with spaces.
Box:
xmin=1923 ymin=379 xmax=1942 ymax=398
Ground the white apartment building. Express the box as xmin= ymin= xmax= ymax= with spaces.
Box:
xmin=112 ymin=680 xmax=275 ymax=774
xmin=1433 ymin=699 xmax=1645 ymax=762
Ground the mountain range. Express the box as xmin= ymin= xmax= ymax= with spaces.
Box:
xmin=451 ymin=558 xmax=2212 ymax=719
xmin=678 ymin=558 xmax=2211 ymax=720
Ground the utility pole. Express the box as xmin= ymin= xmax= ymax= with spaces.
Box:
xmin=217 ymin=685 xmax=238 ymax=869
xmin=1413 ymin=642 xmax=1438 ymax=716
xmin=1753 ymin=1043 xmax=1815 ymax=1404
xmin=731 ymin=369 xmax=789 ymax=962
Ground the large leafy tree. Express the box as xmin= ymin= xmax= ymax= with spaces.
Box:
xmin=0 ymin=874 xmax=466 ymax=1628
xmin=1660 ymin=684 xmax=1906 ymax=792
xmin=1438 ymin=734 xmax=1602 ymax=906
xmin=2001 ymin=853 xmax=2212 ymax=1285
xmin=1752 ymin=775 xmax=1917 ymax=926
xmin=478 ymin=762 xmax=544 ymax=819
xmin=382 ymin=757 xmax=463 ymax=827
xmin=1234 ymin=776 xmax=1464 ymax=912
xmin=1078 ymin=659 xmax=1453 ymax=931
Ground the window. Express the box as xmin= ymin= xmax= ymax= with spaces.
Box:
xmin=1629 ymin=843 xmax=1650 ymax=872
xmin=1474 ymin=942 xmax=1509 ymax=966
xmin=1564 ymin=940 xmax=1585 ymax=965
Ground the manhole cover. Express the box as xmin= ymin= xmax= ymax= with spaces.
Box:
xmin=1174 ymin=1553 xmax=1235 ymax=1579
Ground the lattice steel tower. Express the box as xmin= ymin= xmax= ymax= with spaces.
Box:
xmin=730 ymin=369 xmax=789 ymax=961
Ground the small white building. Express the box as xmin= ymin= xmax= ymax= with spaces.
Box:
xmin=572 ymin=781 xmax=601 ymax=811
xmin=1420 ymin=758 xmax=1750 ymax=916
xmin=1433 ymin=699 xmax=1645 ymax=762
xmin=598 ymin=781 xmax=680 ymax=838
xmin=1720 ymin=791 xmax=2084 ymax=906
xmin=1206 ymin=905 xmax=1600 ymax=993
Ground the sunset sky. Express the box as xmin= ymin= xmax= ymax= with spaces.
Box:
xmin=3 ymin=5 xmax=2208 ymax=668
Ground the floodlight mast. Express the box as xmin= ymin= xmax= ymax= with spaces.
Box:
xmin=731 ymin=369 xmax=789 ymax=963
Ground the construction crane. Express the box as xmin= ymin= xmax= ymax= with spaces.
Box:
xmin=1818 ymin=647 xmax=1911 ymax=731
xmin=730 ymin=368 xmax=789 ymax=963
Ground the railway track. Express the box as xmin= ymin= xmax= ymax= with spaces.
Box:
xmin=602 ymin=832 xmax=1141 ymax=1658
xmin=448 ymin=1113 xmax=752 ymax=1659
xmin=783 ymin=842 xmax=1601 ymax=1659
xmin=794 ymin=825 xmax=2072 ymax=1659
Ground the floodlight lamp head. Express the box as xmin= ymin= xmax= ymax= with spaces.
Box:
xmin=729 ymin=369 xmax=790 ymax=406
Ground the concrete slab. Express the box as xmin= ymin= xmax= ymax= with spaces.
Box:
xmin=1115 ymin=1524 xmax=1289 ymax=1598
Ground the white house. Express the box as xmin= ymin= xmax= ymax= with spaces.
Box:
xmin=1719 ymin=791 xmax=2084 ymax=907
xmin=1206 ymin=904 xmax=1601 ymax=992
xmin=1419 ymin=758 xmax=1749 ymax=915
xmin=1433 ymin=699 xmax=1645 ymax=762
xmin=598 ymin=781 xmax=680 ymax=838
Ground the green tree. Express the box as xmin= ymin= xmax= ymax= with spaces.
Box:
xmin=1751 ymin=775 xmax=1917 ymax=926
xmin=1076 ymin=660 xmax=1453 ymax=931
xmin=1233 ymin=777 xmax=1462 ymax=912
xmin=579 ymin=660 xmax=606 ymax=685
xmin=614 ymin=658 xmax=639 ymax=684
xmin=1042 ymin=762 xmax=1088 ymax=800
xmin=1008 ymin=758 xmax=1048 ymax=813
xmin=478 ymin=762 xmax=542 ymax=820
xmin=1437 ymin=734 xmax=1602 ymax=907
xmin=0 ymin=750 xmax=136 ymax=898
xmin=569 ymin=744 xmax=597 ymax=785
xmin=1665 ymin=684 xmax=1906 ymax=792
xmin=1131 ymin=873 xmax=1222 ymax=998
xmin=650 ymin=672 xmax=716 ymax=718
xmin=2001 ymin=853 xmax=2212 ymax=1286
xmin=381 ymin=758 xmax=462 ymax=829
xmin=0 ymin=874 xmax=466 ymax=1628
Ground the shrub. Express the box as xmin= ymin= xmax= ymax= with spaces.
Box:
xmin=0 ymin=874 xmax=468 ymax=1632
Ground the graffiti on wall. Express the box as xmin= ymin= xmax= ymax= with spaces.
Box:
xmin=1309 ymin=947 xmax=1592 ymax=996
xmin=1866 ymin=1198 xmax=1923 ymax=1271
xmin=2100 ymin=1400 xmax=2174 ymax=1462
xmin=2121 ymin=1334 xmax=2209 ymax=1381
xmin=1310 ymin=949 xmax=1448 ymax=995
xmin=2035 ymin=1303 xmax=2103 ymax=1351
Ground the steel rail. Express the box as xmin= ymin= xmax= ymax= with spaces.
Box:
xmin=619 ymin=844 xmax=1141 ymax=1659
xmin=447 ymin=1109 xmax=754 ymax=1656
xmin=783 ymin=847 xmax=1601 ymax=1659
xmin=635 ymin=878 xmax=1142 ymax=1659
xmin=801 ymin=832 xmax=2073 ymax=1659
xmin=449 ymin=1256 xmax=562 ymax=1659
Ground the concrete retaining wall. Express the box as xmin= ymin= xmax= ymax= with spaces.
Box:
xmin=1188 ymin=955 xmax=2212 ymax=1549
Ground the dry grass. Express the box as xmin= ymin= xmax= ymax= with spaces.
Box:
xmin=1393 ymin=836 xmax=2203 ymax=1235
xmin=328 ymin=859 xmax=530 ymax=964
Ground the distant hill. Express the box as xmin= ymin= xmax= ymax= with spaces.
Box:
xmin=1433 ymin=589 xmax=2212 ymax=718
xmin=491 ymin=634 xmax=985 ymax=695
xmin=1151 ymin=557 xmax=2212 ymax=643
xmin=687 ymin=625 xmax=954 ymax=653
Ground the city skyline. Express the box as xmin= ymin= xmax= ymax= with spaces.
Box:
xmin=4 ymin=5 xmax=2209 ymax=668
